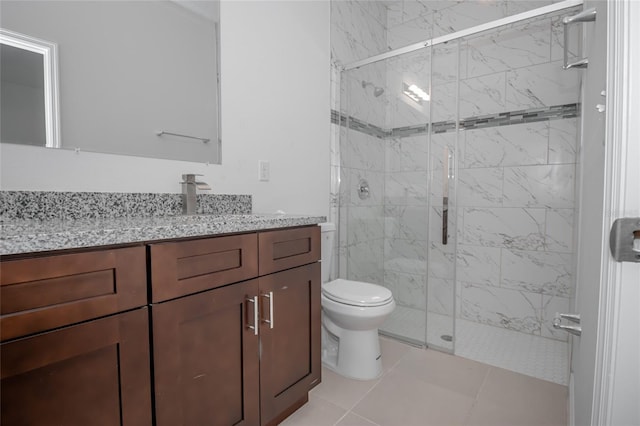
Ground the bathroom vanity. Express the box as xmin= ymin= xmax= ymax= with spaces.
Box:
xmin=0 ymin=213 xmax=323 ymax=426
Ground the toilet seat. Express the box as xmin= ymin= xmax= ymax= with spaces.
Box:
xmin=322 ymin=279 xmax=393 ymax=307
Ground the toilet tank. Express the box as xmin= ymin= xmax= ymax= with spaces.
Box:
xmin=319 ymin=222 xmax=336 ymax=283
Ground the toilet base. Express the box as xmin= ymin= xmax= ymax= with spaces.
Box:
xmin=321 ymin=324 xmax=383 ymax=381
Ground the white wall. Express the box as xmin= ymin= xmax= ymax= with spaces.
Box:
xmin=219 ymin=0 xmax=330 ymax=216
xmin=605 ymin=1 xmax=640 ymax=424
xmin=0 ymin=0 xmax=331 ymax=217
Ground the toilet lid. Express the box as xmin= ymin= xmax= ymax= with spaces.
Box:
xmin=322 ymin=279 xmax=393 ymax=307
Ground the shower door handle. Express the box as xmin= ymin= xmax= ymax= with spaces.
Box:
xmin=443 ymin=201 xmax=448 ymax=245
xmin=442 ymin=147 xmax=450 ymax=245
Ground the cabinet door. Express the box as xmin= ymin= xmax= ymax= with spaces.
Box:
xmin=1 ymin=307 xmax=152 ymax=426
xmin=259 ymin=263 xmax=321 ymax=426
xmin=152 ymin=279 xmax=260 ymax=426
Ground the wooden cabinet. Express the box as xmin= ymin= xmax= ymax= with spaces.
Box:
xmin=0 ymin=246 xmax=152 ymax=426
xmin=150 ymin=226 xmax=321 ymax=426
xmin=259 ymin=263 xmax=321 ymax=426
xmin=258 ymin=226 xmax=320 ymax=275
xmin=149 ymin=233 xmax=258 ymax=303
xmin=1 ymin=246 xmax=147 ymax=341
xmin=1 ymin=307 xmax=152 ymax=426
xmin=152 ymin=279 xmax=260 ymax=426
xmin=1 ymin=224 xmax=321 ymax=426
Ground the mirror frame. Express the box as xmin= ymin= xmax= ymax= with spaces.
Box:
xmin=0 ymin=28 xmax=60 ymax=148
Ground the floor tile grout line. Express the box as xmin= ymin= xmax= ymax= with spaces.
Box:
xmin=332 ymin=410 xmax=350 ymax=426
xmin=340 ymin=377 xmax=387 ymax=426
xmin=336 ymin=343 xmax=415 ymax=422
xmin=343 ymin=376 xmax=383 ymax=411
xmin=332 ymin=410 xmax=380 ymax=426
xmin=327 ymin=376 xmax=383 ymax=426
xmin=461 ymin=365 xmax=494 ymax=425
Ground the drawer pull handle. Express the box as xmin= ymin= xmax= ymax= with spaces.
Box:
xmin=261 ymin=291 xmax=274 ymax=329
xmin=246 ymin=296 xmax=258 ymax=336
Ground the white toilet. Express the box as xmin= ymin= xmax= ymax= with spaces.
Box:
xmin=320 ymin=222 xmax=396 ymax=380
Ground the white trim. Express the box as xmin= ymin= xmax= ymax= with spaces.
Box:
xmin=0 ymin=29 xmax=60 ymax=148
xmin=343 ymin=0 xmax=583 ymax=70
xmin=593 ymin=0 xmax=638 ymax=424
xmin=569 ymin=372 xmax=576 ymax=426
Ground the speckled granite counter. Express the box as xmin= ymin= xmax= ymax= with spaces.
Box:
xmin=0 ymin=214 xmax=326 ymax=256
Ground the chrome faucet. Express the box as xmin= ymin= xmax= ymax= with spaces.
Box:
xmin=180 ymin=174 xmax=211 ymax=215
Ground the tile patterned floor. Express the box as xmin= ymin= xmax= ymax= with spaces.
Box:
xmin=282 ymin=337 xmax=568 ymax=426
xmin=381 ymin=306 xmax=569 ymax=385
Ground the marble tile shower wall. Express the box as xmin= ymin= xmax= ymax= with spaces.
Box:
xmin=331 ymin=1 xmax=388 ymax=281
xmin=380 ymin=3 xmax=581 ymax=336
xmin=450 ymin=11 xmax=579 ymax=342
xmin=339 ymin=128 xmax=387 ymax=285
xmin=383 ymin=132 xmax=431 ymax=312
xmin=455 ymin=117 xmax=578 ymax=342
xmin=386 ymin=0 xmax=563 ymax=51
xmin=331 ymin=1 xmax=582 ymax=342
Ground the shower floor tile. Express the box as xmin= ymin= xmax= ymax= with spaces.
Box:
xmin=380 ymin=306 xmax=569 ymax=385
xmin=456 ymin=318 xmax=569 ymax=385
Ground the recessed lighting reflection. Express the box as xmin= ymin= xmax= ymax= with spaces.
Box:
xmin=403 ymin=82 xmax=430 ymax=104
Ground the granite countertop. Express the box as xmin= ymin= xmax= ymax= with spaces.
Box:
xmin=0 ymin=214 xmax=327 ymax=256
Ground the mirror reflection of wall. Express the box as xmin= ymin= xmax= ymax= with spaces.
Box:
xmin=0 ymin=44 xmax=46 ymax=146
xmin=0 ymin=1 xmax=220 ymax=164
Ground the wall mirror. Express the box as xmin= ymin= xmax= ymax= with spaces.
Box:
xmin=0 ymin=0 xmax=221 ymax=164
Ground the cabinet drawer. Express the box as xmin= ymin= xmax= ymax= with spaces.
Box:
xmin=258 ymin=226 xmax=320 ymax=276
xmin=149 ymin=233 xmax=258 ymax=303
xmin=0 ymin=246 xmax=147 ymax=341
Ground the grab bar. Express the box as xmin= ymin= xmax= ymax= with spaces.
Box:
xmin=563 ymin=7 xmax=595 ymax=70
xmin=156 ymin=130 xmax=210 ymax=143
xmin=442 ymin=147 xmax=450 ymax=245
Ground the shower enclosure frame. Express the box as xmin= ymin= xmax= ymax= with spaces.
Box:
xmin=343 ymin=0 xmax=583 ymax=71
xmin=335 ymin=0 xmax=585 ymax=352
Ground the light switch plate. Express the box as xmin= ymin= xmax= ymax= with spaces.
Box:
xmin=259 ymin=160 xmax=270 ymax=182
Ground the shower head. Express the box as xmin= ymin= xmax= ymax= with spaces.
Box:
xmin=362 ymin=80 xmax=385 ymax=97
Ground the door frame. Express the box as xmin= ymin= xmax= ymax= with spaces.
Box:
xmin=588 ymin=0 xmax=640 ymax=424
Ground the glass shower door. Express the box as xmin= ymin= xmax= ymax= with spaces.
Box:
xmin=339 ymin=43 xmax=459 ymax=351
xmin=338 ymin=62 xmax=387 ymax=290
xmin=377 ymin=49 xmax=432 ymax=345
xmin=424 ymin=41 xmax=459 ymax=352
